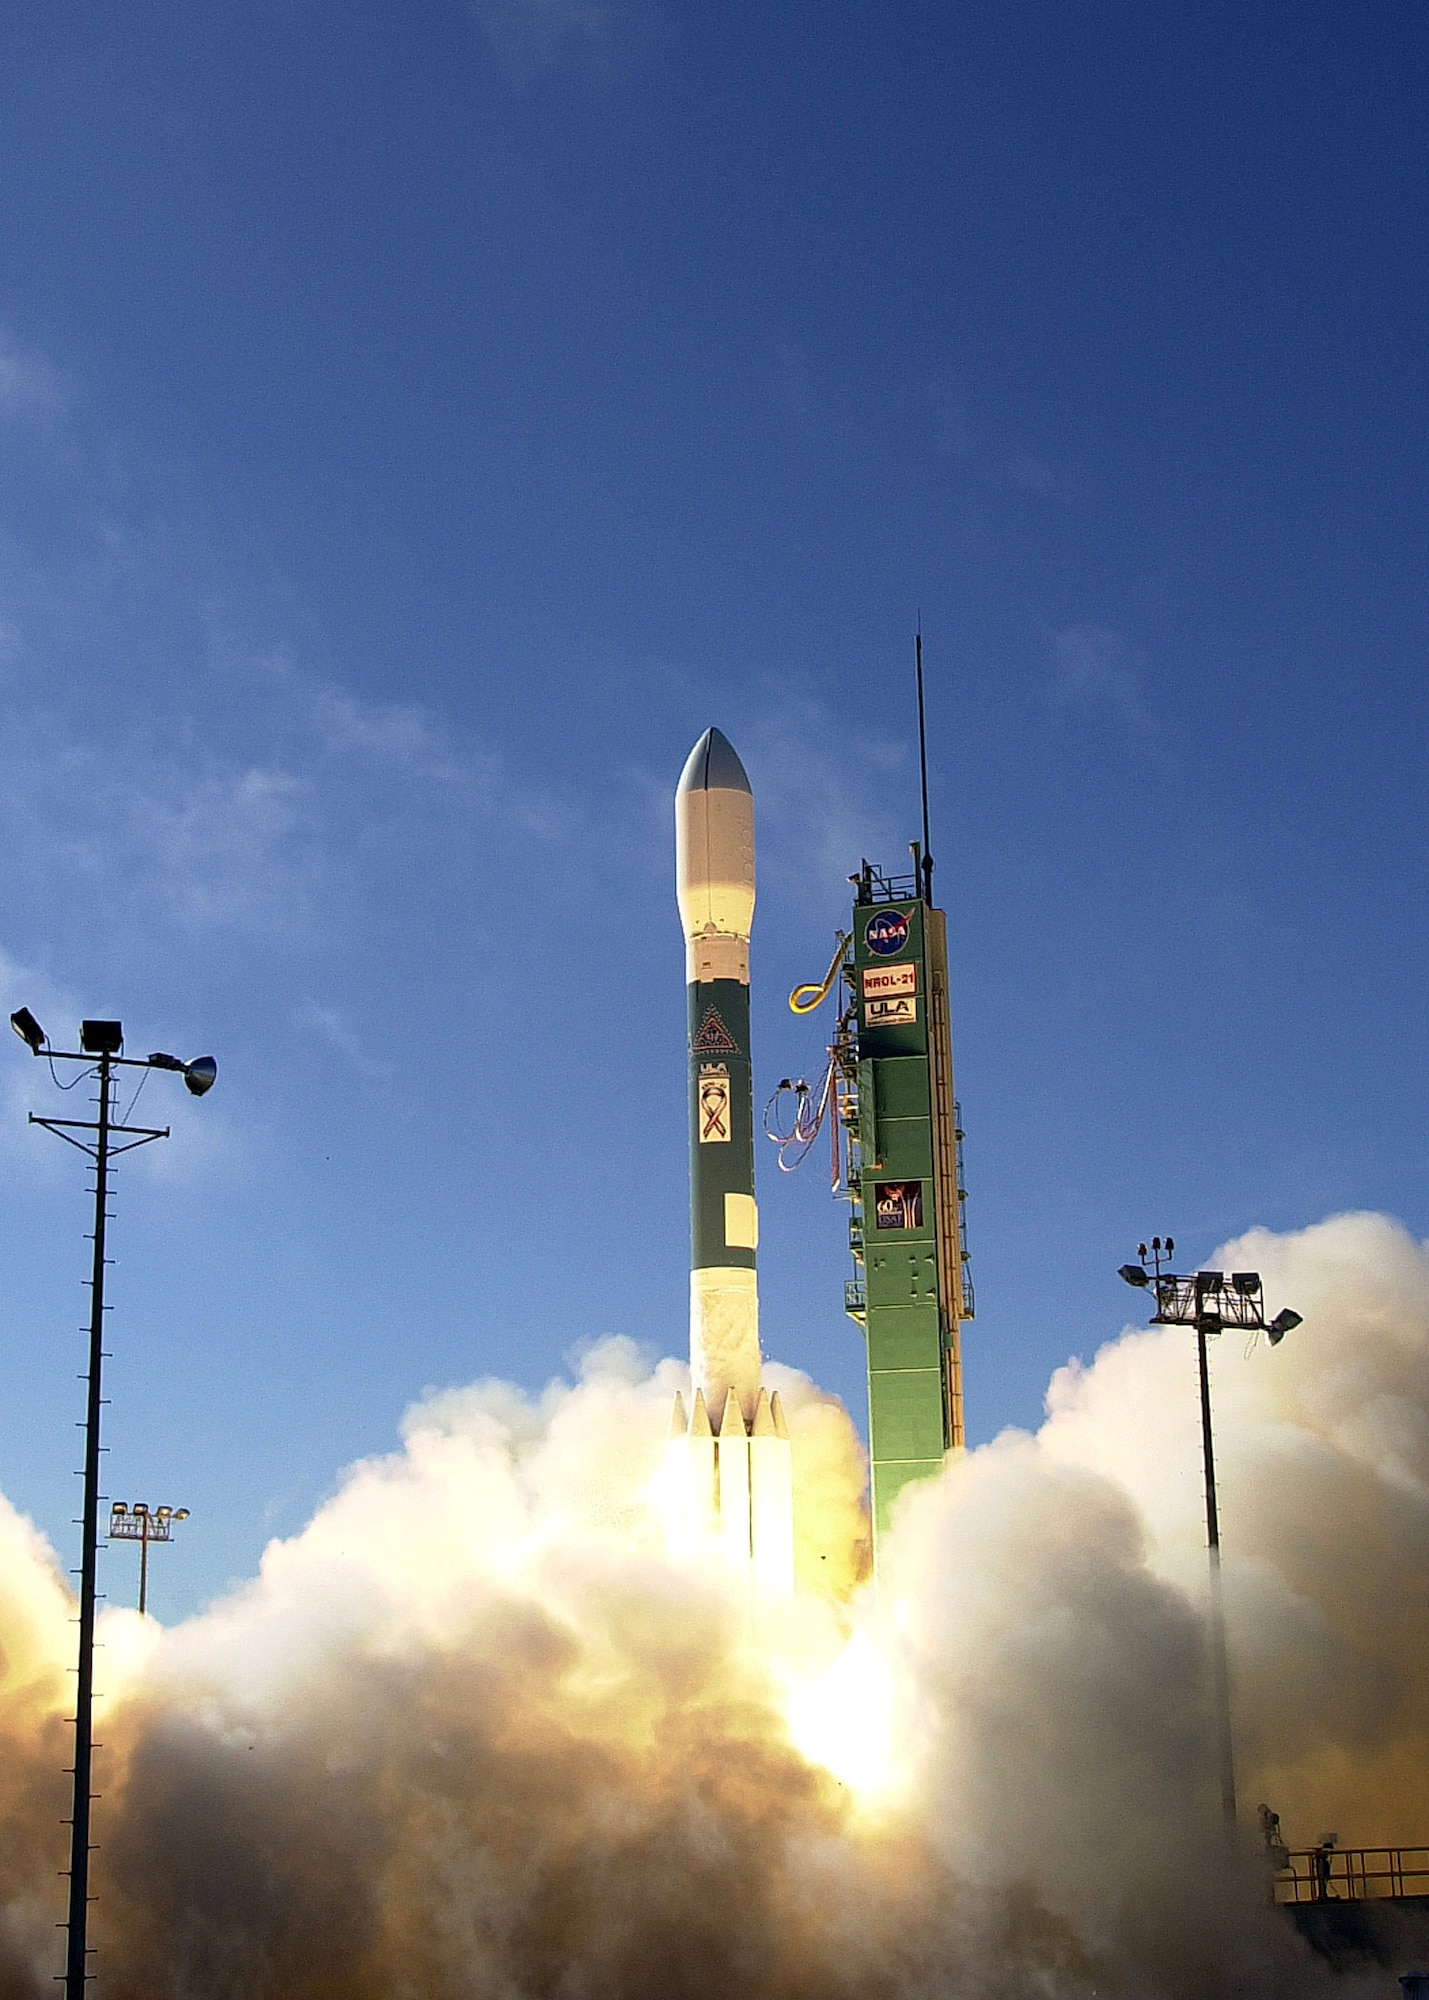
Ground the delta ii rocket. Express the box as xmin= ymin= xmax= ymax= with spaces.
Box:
xmin=666 ymin=728 xmax=794 ymax=1594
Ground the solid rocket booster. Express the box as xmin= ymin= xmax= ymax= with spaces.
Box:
xmin=669 ymin=728 xmax=794 ymax=1594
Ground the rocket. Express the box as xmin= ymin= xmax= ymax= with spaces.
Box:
xmin=666 ymin=728 xmax=794 ymax=1594
xmin=676 ymin=725 xmax=760 ymax=1414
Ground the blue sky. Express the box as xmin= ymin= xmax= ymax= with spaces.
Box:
xmin=0 ymin=0 xmax=1424 ymax=1618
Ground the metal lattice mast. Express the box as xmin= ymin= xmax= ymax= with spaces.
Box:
xmin=64 ymin=1047 xmax=113 ymax=2000
xmin=10 ymin=1010 xmax=215 ymax=1998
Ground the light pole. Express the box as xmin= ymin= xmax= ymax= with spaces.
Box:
xmin=1118 ymin=1238 xmax=1301 ymax=1834
xmin=11 ymin=1009 xmax=215 ymax=2000
xmin=108 ymin=1503 xmax=190 ymax=1616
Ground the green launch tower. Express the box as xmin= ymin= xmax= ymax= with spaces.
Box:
xmin=772 ymin=824 xmax=972 ymax=1560
xmin=764 ymin=641 xmax=971 ymax=1569
xmin=840 ymin=854 xmax=972 ymax=1551
xmin=773 ymin=841 xmax=973 ymax=1565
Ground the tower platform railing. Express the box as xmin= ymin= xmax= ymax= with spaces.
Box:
xmin=1272 ymin=1846 xmax=1429 ymax=1904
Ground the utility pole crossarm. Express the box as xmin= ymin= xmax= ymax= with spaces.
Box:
xmin=31 ymin=1117 xmax=170 ymax=1137
xmin=30 ymin=1114 xmax=171 ymax=1161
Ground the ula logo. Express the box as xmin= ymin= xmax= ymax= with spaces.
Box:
xmin=865 ymin=908 xmax=910 ymax=957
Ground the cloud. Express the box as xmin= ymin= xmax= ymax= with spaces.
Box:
xmin=307 ymin=686 xmax=486 ymax=793
xmin=0 ymin=1223 xmax=1421 ymax=1995
xmin=1005 ymin=450 xmax=1088 ymax=503
xmin=0 ymin=334 xmax=65 ymax=423
xmin=0 ymin=333 xmax=577 ymax=979
xmin=743 ymin=699 xmax=907 ymax=911
xmin=467 ymin=0 xmax=614 ymax=78
xmin=0 ymin=647 xmax=573 ymax=959
xmin=917 ymin=373 xmax=1090 ymax=504
xmin=130 ymin=762 xmax=316 ymax=931
xmin=1033 ymin=1211 xmax=1429 ymax=1847
xmin=1047 ymin=622 xmax=1156 ymax=732
xmin=296 ymin=1001 xmax=393 ymax=1080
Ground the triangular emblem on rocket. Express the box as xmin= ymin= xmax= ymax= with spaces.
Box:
xmin=691 ymin=1006 xmax=738 ymax=1054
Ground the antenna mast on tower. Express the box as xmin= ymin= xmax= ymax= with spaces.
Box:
xmin=915 ymin=626 xmax=933 ymax=905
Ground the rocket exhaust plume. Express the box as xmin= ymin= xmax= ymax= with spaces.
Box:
xmin=0 ymin=1215 xmax=1423 ymax=1995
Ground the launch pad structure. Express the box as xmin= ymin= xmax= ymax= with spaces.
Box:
xmin=773 ymin=851 xmax=973 ymax=1564
xmin=766 ymin=638 xmax=974 ymax=1568
xmin=838 ymin=858 xmax=973 ymax=1543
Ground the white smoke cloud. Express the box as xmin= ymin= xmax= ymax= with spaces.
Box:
xmin=0 ymin=1216 xmax=1422 ymax=1995
xmin=1038 ymin=1211 xmax=1429 ymax=1849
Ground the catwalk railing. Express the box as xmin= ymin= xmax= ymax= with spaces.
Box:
xmin=1272 ymin=1847 xmax=1429 ymax=1904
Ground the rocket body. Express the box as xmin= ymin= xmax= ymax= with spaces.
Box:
xmin=668 ymin=728 xmax=793 ymax=1594
xmin=676 ymin=727 xmax=761 ymax=1421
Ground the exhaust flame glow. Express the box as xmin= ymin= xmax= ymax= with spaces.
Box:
xmin=783 ymin=1630 xmax=901 ymax=1802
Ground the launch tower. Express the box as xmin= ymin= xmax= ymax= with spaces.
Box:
xmin=770 ymin=643 xmax=972 ymax=1568
xmin=771 ymin=847 xmax=973 ymax=1564
xmin=840 ymin=854 xmax=972 ymax=1546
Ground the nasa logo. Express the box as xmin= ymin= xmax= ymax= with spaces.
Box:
xmin=865 ymin=908 xmax=910 ymax=958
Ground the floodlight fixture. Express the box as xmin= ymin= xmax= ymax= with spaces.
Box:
xmin=1232 ymin=1273 xmax=1262 ymax=1298
xmin=1268 ymin=1308 xmax=1303 ymax=1345
xmin=1119 ymin=1263 xmax=1150 ymax=1288
xmin=183 ymin=1056 xmax=217 ymax=1097
xmin=9 ymin=1007 xmax=44 ymax=1054
xmin=146 ymin=1049 xmax=216 ymax=1094
xmin=108 ymin=1497 xmax=190 ymax=1615
xmin=80 ymin=1019 xmax=123 ymax=1055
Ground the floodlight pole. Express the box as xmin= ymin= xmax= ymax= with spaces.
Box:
xmin=13 ymin=1015 xmax=215 ymax=2000
xmin=1195 ymin=1319 xmax=1237 ymax=1829
xmin=1118 ymin=1240 xmax=1301 ymax=1841
xmin=66 ymin=1045 xmax=113 ymax=2000
xmin=109 ymin=1504 xmax=189 ymax=1617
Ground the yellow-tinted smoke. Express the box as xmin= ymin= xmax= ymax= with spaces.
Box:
xmin=0 ymin=1219 xmax=1422 ymax=1996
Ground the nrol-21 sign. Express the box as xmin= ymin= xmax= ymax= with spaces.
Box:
xmin=861 ymin=961 xmax=916 ymax=1000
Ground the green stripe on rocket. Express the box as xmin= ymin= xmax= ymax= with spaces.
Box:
xmin=688 ymin=977 xmax=756 ymax=1273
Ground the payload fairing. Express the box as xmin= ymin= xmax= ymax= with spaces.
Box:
xmin=666 ymin=729 xmax=794 ymax=1594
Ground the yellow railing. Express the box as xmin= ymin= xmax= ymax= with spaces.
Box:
xmin=1273 ymin=1847 xmax=1429 ymax=1904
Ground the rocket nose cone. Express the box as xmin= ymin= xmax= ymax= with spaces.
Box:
xmin=678 ymin=727 xmax=751 ymax=797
